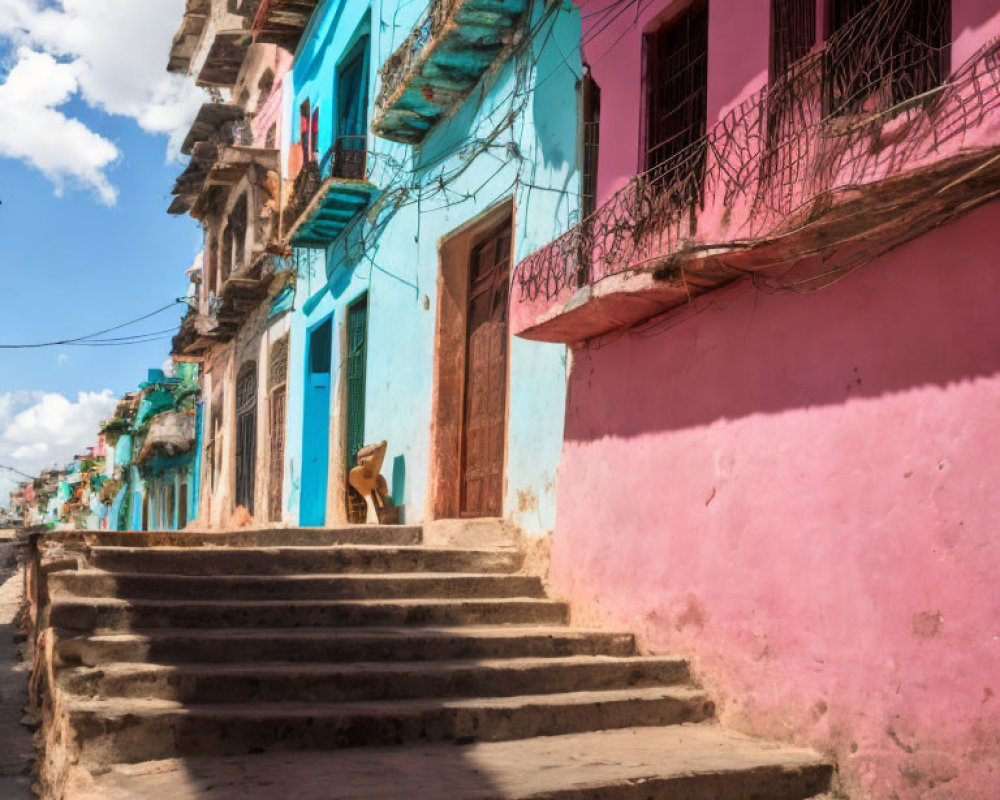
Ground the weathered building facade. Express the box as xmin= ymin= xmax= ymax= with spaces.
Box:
xmin=98 ymin=367 xmax=201 ymax=531
xmin=170 ymin=0 xmax=296 ymax=527
xmin=510 ymin=1 xmax=1000 ymax=797
xmin=274 ymin=0 xmax=578 ymax=531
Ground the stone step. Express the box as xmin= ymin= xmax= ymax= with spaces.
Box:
xmin=49 ymin=597 xmax=569 ymax=632
xmin=86 ymin=545 xmax=523 ymax=576
xmin=59 ymin=656 xmax=690 ymax=704
xmin=67 ymin=687 xmax=715 ymax=764
xmin=56 ymin=626 xmax=637 ymax=666
xmin=49 ymin=571 xmax=546 ymax=601
xmin=77 ymin=526 xmax=423 ymax=548
xmin=84 ymin=725 xmax=833 ymax=800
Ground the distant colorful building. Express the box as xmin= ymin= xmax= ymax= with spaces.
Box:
xmin=99 ymin=367 xmax=201 ymax=531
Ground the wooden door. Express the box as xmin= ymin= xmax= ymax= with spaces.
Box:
xmin=460 ymin=221 xmax=511 ymax=518
xmin=268 ymin=336 xmax=289 ymax=522
xmin=235 ymin=361 xmax=257 ymax=515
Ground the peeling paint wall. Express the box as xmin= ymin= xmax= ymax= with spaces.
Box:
xmin=550 ymin=202 xmax=1000 ymax=800
xmin=542 ymin=4 xmax=1000 ymax=796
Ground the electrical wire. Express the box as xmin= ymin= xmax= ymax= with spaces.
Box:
xmin=0 ymin=301 xmax=183 ymax=349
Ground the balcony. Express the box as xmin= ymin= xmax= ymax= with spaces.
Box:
xmin=512 ymin=15 xmax=1000 ymax=343
xmin=172 ymin=307 xmax=238 ymax=361
xmin=198 ymin=30 xmax=253 ymax=88
xmin=284 ymin=136 xmax=379 ymax=247
xmin=372 ymin=0 xmax=528 ymax=144
xmin=167 ymin=0 xmax=210 ymax=74
xmin=181 ymin=102 xmax=245 ymax=155
xmin=252 ymin=0 xmax=319 ymax=51
xmin=190 ymin=145 xmax=279 ymax=219
xmin=172 ymin=253 xmax=285 ymax=361
xmin=136 ymin=412 xmax=197 ymax=465
xmin=169 ymin=142 xmax=219 ymax=216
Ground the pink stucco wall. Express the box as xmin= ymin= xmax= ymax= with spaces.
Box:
xmin=551 ymin=202 xmax=1000 ymax=799
xmin=584 ymin=0 xmax=1000 ymax=206
xmin=251 ymin=49 xmax=293 ymax=148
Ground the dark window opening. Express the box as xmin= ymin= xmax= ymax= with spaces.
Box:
xmin=178 ymin=483 xmax=188 ymax=529
xmin=229 ymin=193 xmax=248 ymax=274
xmin=257 ymin=69 xmax=275 ymax=113
xmin=643 ymin=0 xmax=709 ymax=206
xmin=300 ymin=100 xmax=313 ymax=163
xmin=824 ymin=0 xmax=951 ymax=115
xmin=771 ymin=0 xmax=816 ymax=80
xmin=220 ymin=226 xmax=234 ymax=284
xmin=335 ymin=37 xmax=369 ymax=180
xmin=204 ymin=230 xmax=219 ymax=296
xmin=309 ymin=318 xmax=332 ymax=375
xmin=581 ymin=65 xmax=601 ymax=221
xmin=266 ymin=123 xmax=277 ymax=149
xmin=311 ymin=108 xmax=320 ymax=160
xmin=165 ymin=484 xmax=175 ymax=529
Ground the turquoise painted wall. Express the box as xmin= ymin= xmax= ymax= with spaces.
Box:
xmin=110 ymin=364 xmax=202 ymax=531
xmin=283 ymin=0 xmax=580 ymax=534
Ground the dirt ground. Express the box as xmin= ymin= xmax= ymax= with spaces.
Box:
xmin=0 ymin=533 xmax=35 ymax=799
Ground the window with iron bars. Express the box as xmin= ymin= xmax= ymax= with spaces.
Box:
xmin=824 ymin=0 xmax=951 ymax=116
xmin=580 ymin=66 xmax=601 ymax=222
xmin=770 ymin=0 xmax=816 ymax=81
xmin=642 ymin=0 xmax=709 ymax=210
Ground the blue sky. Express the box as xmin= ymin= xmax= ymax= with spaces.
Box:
xmin=0 ymin=2 xmax=205 ymax=496
xmin=0 ymin=100 xmax=201 ymax=398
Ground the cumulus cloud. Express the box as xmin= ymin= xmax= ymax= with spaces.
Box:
xmin=0 ymin=390 xmax=117 ymax=500
xmin=0 ymin=0 xmax=206 ymax=202
xmin=0 ymin=48 xmax=119 ymax=203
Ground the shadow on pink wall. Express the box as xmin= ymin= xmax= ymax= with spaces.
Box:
xmin=552 ymin=201 xmax=1000 ymax=800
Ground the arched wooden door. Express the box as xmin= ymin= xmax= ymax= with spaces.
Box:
xmin=235 ymin=361 xmax=257 ymax=514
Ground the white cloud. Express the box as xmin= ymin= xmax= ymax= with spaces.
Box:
xmin=0 ymin=0 xmax=206 ymax=202
xmin=57 ymin=353 xmax=69 ymax=366
xmin=0 ymin=390 xmax=117 ymax=500
xmin=0 ymin=48 xmax=120 ymax=203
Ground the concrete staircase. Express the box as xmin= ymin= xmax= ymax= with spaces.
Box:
xmin=36 ymin=526 xmax=834 ymax=799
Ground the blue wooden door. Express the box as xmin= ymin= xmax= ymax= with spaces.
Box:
xmin=300 ymin=318 xmax=332 ymax=526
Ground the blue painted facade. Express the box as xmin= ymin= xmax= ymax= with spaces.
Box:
xmin=104 ymin=366 xmax=202 ymax=531
xmin=281 ymin=0 xmax=581 ymax=534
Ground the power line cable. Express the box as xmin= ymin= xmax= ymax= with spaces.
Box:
xmin=0 ymin=301 xmax=183 ymax=349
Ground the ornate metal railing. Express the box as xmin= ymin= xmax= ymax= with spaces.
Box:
xmin=515 ymin=0 xmax=999 ymax=305
xmin=286 ymin=135 xmax=368 ymax=231
xmin=376 ymin=0 xmax=463 ymax=110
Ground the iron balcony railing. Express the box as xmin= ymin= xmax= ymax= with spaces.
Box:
xmin=514 ymin=0 xmax=997 ymax=306
xmin=286 ymin=134 xmax=368 ymax=233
